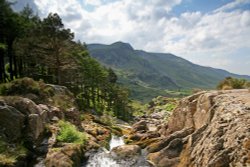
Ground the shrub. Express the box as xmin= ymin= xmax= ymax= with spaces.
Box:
xmin=164 ymin=103 xmax=176 ymax=111
xmin=57 ymin=121 xmax=86 ymax=144
xmin=217 ymin=77 xmax=250 ymax=90
xmin=0 ymin=77 xmax=40 ymax=95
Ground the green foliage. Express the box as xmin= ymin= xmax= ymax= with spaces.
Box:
xmin=0 ymin=138 xmax=27 ymax=166
xmin=57 ymin=121 xmax=86 ymax=144
xmin=146 ymin=96 xmax=178 ymax=116
xmin=130 ymin=100 xmax=147 ymax=117
xmin=0 ymin=43 xmax=6 ymax=50
xmin=164 ymin=103 xmax=176 ymax=111
xmin=217 ymin=77 xmax=250 ymax=90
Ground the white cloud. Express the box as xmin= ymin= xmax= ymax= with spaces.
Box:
xmin=214 ymin=0 xmax=250 ymax=13
xmin=27 ymin=0 xmax=250 ymax=75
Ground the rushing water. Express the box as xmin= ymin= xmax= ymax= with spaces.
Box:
xmin=109 ymin=135 xmax=125 ymax=150
xmin=83 ymin=135 xmax=151 ymax=167
xmin=83 ymin=135 xmax=125 ymax=167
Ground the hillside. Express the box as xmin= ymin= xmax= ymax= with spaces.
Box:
xmin=88 ymin=42 xmax=250 ymax=101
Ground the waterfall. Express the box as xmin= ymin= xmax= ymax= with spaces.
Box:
xmin=83 ymin=135 xmax=124 ymax=167
xmin=109 ymin=135 xmax=124 ymax=150
xmin=83 ymin=135 xmax=151 ymax=167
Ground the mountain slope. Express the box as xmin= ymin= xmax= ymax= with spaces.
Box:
xmin=88 ymin=42 xmax=178 ymax=90
xmin=88 ymin=42 xmax=250 ymax=101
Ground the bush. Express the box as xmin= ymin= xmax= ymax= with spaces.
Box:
xmin=217 ymin=77 xmax=250 ymax=90
xmin=57 ymin=121 xmax=86 ymax=144
xmin=0 ymin=77 xmax=40 ymax=95
xmin=164 ymin=103 xmax=176 ymax=111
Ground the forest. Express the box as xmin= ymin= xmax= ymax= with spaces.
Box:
xmin=0 ymin=0 xmax=132 ymax=121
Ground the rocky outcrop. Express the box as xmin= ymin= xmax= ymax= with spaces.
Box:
xmin=125 ymin=120 xmax=160 ymax=149
xmin=138 ymin=96 xmax=177 ymax=131
xmin=0 ymin=97 xmax=47 ymax=144
xmin=111 ymin=145 xmax=141 ymax=159
xmin=147 ymin=89 xmax=250 ymax=167
xmin=45 ymin=144 xmax=84 ymax=167
xmin=131 ymin=120 xmax=149 ymax=133
xmin=0 ymin=78 xmax=121 ymax=167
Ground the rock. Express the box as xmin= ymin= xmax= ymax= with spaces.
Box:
xmin=0 ymin=104 xmax=25 ymax=141
xmin=28 ymin=114 xmax=45 ymax=141
xmin=3 ymin=96 xmax=42 ymax=115
xmin=82 ymin=120 xmax=111 ymax=148
xmin=147 ymin=127 xmax=194 ymax=153
xmin=147 ymin=89 xmax=250 ymax=167
xmin=111 ymin=145 xmax=141 ymax=159
xmin=132 ymin=120 xmax=149 ymax=132
xmin=65 ymin=107 xmax=81 ymax=126
xmin=49 ymin=106 xmax=64 ymax=120
xmin=45 ymin=144 xmax=84 ymax=167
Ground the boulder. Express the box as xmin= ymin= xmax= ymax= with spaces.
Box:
xmin=131 ymin=120 xmax=149 ymax=133
xmin=28 ymin=114 xmax=45 ymax=141
xmin=3 ymin=96 xmax=42 ymax=115
xmin=147 ymin=89 xmax=250 ymax=167
xmin=45 ymin=144 xmax=84 ymax=167
xmin=0 ymin=102 xmax=25 ymax=141
xmin=111 ymin=145 xmax=141 ymax=159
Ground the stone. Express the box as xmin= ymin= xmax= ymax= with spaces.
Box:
xmin=45 ymin=144 xmax=84 ymax=167
xmin=146 ymin=89 xmax=250 ymax=167
xmin=131 ymin=120 xmax=149 ymax=132
xmin=0 ymin=105 xmax=25 ymax=141
xmin=111 ymin=145 xmax=141 ymax=159
xmin=28 ymin=114 xmax=45 ymax=141
xmin=3 ymin=96 xmax=42 ymax=115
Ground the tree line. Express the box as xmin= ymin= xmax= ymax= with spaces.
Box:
xmin=0 ymin=0 xmax=132 ymax=121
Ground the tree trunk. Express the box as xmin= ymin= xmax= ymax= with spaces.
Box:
xmin=13 ymin=51 xmax=17 ymax=79
xmin=7 ymin=39 xmax=14 ymax=81
xmin=0 ymin=48 xmax=5 ymax=83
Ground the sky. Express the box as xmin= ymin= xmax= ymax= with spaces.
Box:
xmin=10 ymin=0 xmax=250 ymax=75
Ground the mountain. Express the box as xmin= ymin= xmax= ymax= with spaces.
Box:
xmin=87 ymin=41 xmax=250 ymax=101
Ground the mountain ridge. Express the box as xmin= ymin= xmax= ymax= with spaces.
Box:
xmin=87 ymin=41 xmax=250 ymax=101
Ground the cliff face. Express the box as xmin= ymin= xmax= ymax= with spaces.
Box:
xmin=147 ymin=89 xmax=250 ymax=167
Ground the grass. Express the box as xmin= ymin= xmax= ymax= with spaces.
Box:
xmin=0 ymin=77 xmax=54 ymax=104
xmin=57 ymin=121 xmax=86 ymax=144
xmin=164 ymin=103 xmax=177 ymax=111
xmin=0 ymin=138 xmax=27 ymax=166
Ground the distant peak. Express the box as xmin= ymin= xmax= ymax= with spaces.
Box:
xmin=110 ymin=41 xmax=134 ymax=50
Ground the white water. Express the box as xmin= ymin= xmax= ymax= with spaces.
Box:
xmin=83 ymin=135 xmax=151 ymax=167
xmin=109 ymin=135 xmax=124 ymax=150
xmin=84 ymin=135 xmax=124 ymax=167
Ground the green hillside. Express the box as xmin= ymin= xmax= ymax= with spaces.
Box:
xmin=88 ymin=42 xmax=250 ymax=101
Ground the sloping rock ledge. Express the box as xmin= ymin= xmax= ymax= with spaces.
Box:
xmin=147 ymin=89 xmax=250 ymax=167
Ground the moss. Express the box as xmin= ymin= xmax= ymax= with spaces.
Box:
xmin=110 ymin=125 xmax=123 ymax=136
xmin=57 ymin=121 xmax=87 ymax=144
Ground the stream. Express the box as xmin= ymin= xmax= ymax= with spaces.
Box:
xmin=83 ymin=135 xmax=152 ymax=167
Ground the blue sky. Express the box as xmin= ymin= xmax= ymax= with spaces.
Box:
xmin=173 ymin=0 xmax=234 ymax=14
xmin=11 ymin=0 xmax=250 ymax=75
